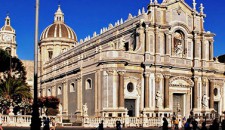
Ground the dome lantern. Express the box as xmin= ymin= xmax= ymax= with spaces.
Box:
xmin=54 ymin=5 xmax=64 ymax=23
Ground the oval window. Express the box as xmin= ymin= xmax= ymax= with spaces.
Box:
xmin=127 ymin=82 xmax=134 ymax=92
xmin=214 ymin=88 xmax=218 ymax=96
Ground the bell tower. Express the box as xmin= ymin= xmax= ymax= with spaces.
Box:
xmin=0 ymin=14 xmax=17 ymax=57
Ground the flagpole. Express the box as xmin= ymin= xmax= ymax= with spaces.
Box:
xmin=31 ymin=0 xmax=41 ymax=129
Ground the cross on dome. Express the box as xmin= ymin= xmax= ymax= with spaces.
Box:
xmin=54 ymin=5 xmax=64 ymax=23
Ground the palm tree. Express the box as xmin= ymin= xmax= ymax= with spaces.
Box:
xmin=0 ymin=75 xmax=31 ymax=100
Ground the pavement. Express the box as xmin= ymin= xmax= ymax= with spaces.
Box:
xmin=3 ymin=126 xmax=160 ymax=130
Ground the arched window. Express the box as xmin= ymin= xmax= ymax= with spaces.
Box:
xmin=58 ymin=86 xmax=62 ymax=95
xmin=70 ymin=83 xmax=75 ymax=92
xmin=47 ymin=88 xmax=51 ymax=96
xmin=5 ymin=47 xmax=11 ymax=55
xmin=86 ymin=79 xmax=92 ymax=89
xmin=48 ymin=51 xmax=53 ymax=60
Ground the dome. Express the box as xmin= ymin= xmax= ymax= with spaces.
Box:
xmin=40 ymin=5 xmax=77 ymax=43
xmin=0 ymin=16 xmax=15 ymax=32
xmin=40 ymin=23 xmax=77 ymax=41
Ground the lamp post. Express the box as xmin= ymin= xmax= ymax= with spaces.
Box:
xmin=30 ymin=0 xmax=41 ymax=129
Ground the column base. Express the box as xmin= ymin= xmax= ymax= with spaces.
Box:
xmin=101 ymin=107 xmax=128 ymax=117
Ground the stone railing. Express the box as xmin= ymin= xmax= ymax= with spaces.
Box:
xmin=1 ymin=115 xmax=61 ymax=127
xmin=81 ymin=116 xmax=168 ymax=128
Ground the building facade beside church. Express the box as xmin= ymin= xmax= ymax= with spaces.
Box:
xmin=38 ymin=0 xmax=225 ymax=119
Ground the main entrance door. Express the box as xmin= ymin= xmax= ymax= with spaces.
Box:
xmin=125 ymin=99 xmax=135 ymax=117
xmin=173 ymin=94 xmax=184 ymax=116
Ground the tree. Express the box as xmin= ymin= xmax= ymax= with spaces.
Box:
xmin=0 ymin=75 xmax=32 ymax=114
xmin=0 ymin=49 xmax=27 ymax=81
xmin=0 ymin=49 xmax=31 ymax=114
xmin=38 ymin=96 xmax=60 ymax=116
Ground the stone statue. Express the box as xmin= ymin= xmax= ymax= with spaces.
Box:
xmin=174 ymin=32 xmax=183 ymax=56
xmin=156 ymin=91 xmax=163 ymax=108
xmin=83 ymin=103 xmax=88 ymax=116
xmin=58 ymin=103 xmax=62 ymax=115
xmin=202 ymin=94 xmax=209 ymax=108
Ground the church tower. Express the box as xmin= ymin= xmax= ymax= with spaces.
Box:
xmin=0 ymin=15 xmax=17 ymax=57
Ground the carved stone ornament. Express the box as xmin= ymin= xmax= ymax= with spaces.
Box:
xmin=169 ymin=76 xmax=194 ymax=88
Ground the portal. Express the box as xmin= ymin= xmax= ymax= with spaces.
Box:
xmin=125 ymin=99 xmax=135 ymax=117
xmin=173 ymin=94 xmax=184 ymax=116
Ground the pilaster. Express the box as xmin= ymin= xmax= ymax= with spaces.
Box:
xmin=144 ymin=73 xmax=150 ymax=108
xmin=118 ymin=70 xmax=125 ymax=108
xmin=164 ymin=75 xmax=170 ymax=109
xmin=209 ymin=79 xmax=215 ymax=110
xmin=76 ymin=76 xmax=82 ymax=115
xmin=193 ymin=77 xmax=198 ymax=109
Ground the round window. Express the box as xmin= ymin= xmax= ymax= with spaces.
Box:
xmin=214 ymin=88 xmax=218 ymax=96
xmin=127 ymin=82 xmax=134 ymax=92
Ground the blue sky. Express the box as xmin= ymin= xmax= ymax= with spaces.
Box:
xmin=0 ymin=0 xmax=224 ymax=60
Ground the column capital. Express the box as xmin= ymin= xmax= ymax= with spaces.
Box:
xmin=163 ymin=75 xmax=170 ymax=79
xmin=75 ymin=75 xmax=81 ymax=81
xmin=117 ymin=70 xmax=126 ymax=75
xmin=106 ymin=70 xmax=117 ymax=76
xmin=193 ymin=77 xmax=199 ymax=82
xmin=144 ymin=72 xmax=150 ymax=77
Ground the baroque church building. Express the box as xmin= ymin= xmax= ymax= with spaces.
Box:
xmin=38 ymin=0 xmax=225 ymax=119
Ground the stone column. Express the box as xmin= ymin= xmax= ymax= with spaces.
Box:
xmin=145 ymin=27 xmax=150 ymax=52
xmin=209 ymin=41 xmax=214 ymax=61
xmin=144 ymin=73 xmax=150 ymax=108
xmin=76 ymin=76 xmax=82 ymax=113
xmin=193 ymin=77 xmax=198 ymax=109
xmin=118 ymin=71 xmax=125 ymax=108
xmin=209 ymin=80 xmax=214 ymax=109
xmin=164 ymin=75 xmax=170 ymax=109
xmin=63 ymin=81 xmax=68 ymax=113
xmin=155 ymin=28 xmax=159 ymax=54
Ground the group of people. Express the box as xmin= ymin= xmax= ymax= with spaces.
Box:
xmin=97 ymin=120 xmax=122 ymax=130
xmin=162 ymin=116 xmax=225 ymax=130
xmin=42 ymin=117 xmax=56 ymax=130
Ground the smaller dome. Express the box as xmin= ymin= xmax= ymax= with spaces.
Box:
xmin=0 ymin=16 xmax=15 ymax=32
xmin=40 ymin=5 xmax=77 ymax=43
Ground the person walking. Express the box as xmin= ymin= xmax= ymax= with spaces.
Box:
xmin=222 ymin=118 xmax=225 ymax=130
xmin=174 ymin=118 xmax=179 ymax=130
xmin=50 ymin=118 xmax=56 ymax=130
xmin=201 ymin=122 xmax=207 ymax=130
xmin=43 ymin=117 xmax=50 ymax=130
xmin=178 ymin=119 xmax=182 ymax=130
xmin=212 ymin=118 xmax=219 ymax=130
xmin=184 ymin=118 xmax=191 ymax=130
xmin=0 ymin=114 xmax=3 ymax=130
xmin=192 ymin=118 xmax=198 ymax=130
xmin=116 ymin=120 xmax=122 ymax=130
xmin=162 ymin=117 xmax=168 ymax=130
xmin=98 ymin=120 xmax=104 ymax=130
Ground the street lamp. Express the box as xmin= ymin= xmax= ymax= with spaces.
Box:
xmin=30 ymin=0 xmax=41 ymax=129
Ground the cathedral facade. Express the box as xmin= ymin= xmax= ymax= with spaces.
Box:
xmin=38 ymin=0 xmax=225 ymax=118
